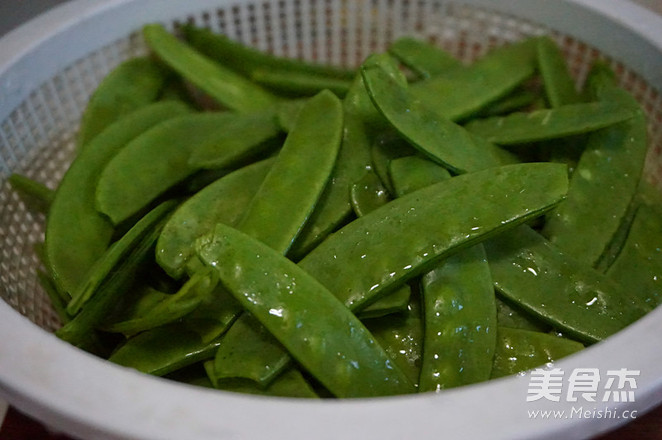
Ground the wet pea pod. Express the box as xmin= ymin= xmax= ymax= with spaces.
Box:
xmin=250 ymin=69 xmax=352 ymax=98
xmin=496 ymin=297 xmax=550 ymax=333
xmin=361 ymin=53 xmax=519 ymax=174
xmin=387 ymin=156 xmax=495 ymax=391
xmin=77 ymin=57 xmax=172 ymax=149
xmin=204 ymin=364 xmax=319 ymax=398
xmin=96 ymin=112 xmax=249 ymax=225
xmin=409 ymin=37 xmax=539 ymax=121
xmin=418 ymin=245 xmax=497 ymax=391
xmin=237 ymin=89 xmax=343 ymax=253
xmin=299 ymin=162 xmax=568 ymax=312
xmin=182 ymin=25 xmax=356 ymax=80
xmin=537 ymin=36 xmax=581 ymax=108
xmin=484 ymin=225 xmax=648 ymax=344
xmin=463 ymin=101 xmax=637 ymax=145
xmin=56 ymin=201 xmax=177 ymax=352
xmin=109 ymin=286 xmax=243 ymax=376
xmin=187 ymin=111 xmax=281 ymax=170
xmin=156 ymin=158 xmax=274 ymax=279
xmin=542 ymin=76 xmax=648 ymax=267
xmin=369 ymin=133 xmax=417 ymax=195
xmin=387 ymin=36 xmax=461 ymax=79
xmin=143 ymin=24 xmax=278 ymax=113
xmin=196 ymin=224 xmax=415 ymax=398
xmin=606 ymin=203 xmax=662 ymax=310
xmin=46 ymin=101 xmax=190 ymax=298
xmin=491 ymin=327 xmax=584 ymax=379
xmin=8 ymin=174 xmax=54 ymax=215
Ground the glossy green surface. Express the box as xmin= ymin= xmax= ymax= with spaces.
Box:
xmin=491 ymin=327 xmax=584 ymax=378
xmin=96 ymin=112 xmax=238 ymax=225
xmin=361 ymin=54 xmax=518 ymax=174
xmin=156 ymin=158 xmax=273 ymax=279
xmin=299 ymin=163 xmax=568 ymax=312
xmin=77 ymin=57 xmax=171 ymax=149
xmin=45 ymin=101 xmax=190 ymax=298
xmin=388 ymin=36 xmax=461 ymax=79
xmin=485 ymin=225 xmax=648 ymax=343
xmin=537 ymin=36 xmax=581 ymax=108
xmin=197 ymin=224 xmax=415 ymax=398
xmin=388 ymin=156 xmax=451 ymax=198
xmin=143 ymin=24 xmax=278 ymax=113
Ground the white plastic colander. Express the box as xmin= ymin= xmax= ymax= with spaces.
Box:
xmin=1 ymin=0 xmax=662 ymax=439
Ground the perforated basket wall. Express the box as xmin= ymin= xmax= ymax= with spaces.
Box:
xmin=1 ymin=0 xmax=661 ymax=334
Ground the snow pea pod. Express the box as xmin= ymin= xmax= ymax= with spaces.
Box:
xmin=491 ymin=327 xmax=584 ymax=378
xmin=67 ymin=198 xmax=180 ymax=315
xmin=542 ymin=85 xmax=647 ymax=266
xmin=484 ymin=225 xmax=648 ymax=344
xmin=207 ymin=364 xmax=319 ymax=398
xmin=196 ymin=224 xmax=415 ymax=398
xmin=156 ymin=158 xmax=273 ymax=279
xmin=105 ymin=268 xmax=219 ymax=336
xmin=56 ymin=201 xmax=176 ymax=351
xmin=109 ymin=287 xmax=242 ymax=376
xmin=463 ymin=101 xmax=637 ymax=145
xmin=8 ymin=173 xmax=53 ymax=215
xmin=250 ymin=69 xmax=352 ymax=97
xmin=238 ymin=90 xmax=343 ymax=254
xmin=182 ymin=25 xmax=355 ymax=80
xmin=606 ymin=203 xmax=662 ymax=310
xmin=143 ymin=24 xmax=278 ymax=113
xmin=187 ymin=111 xmax=281 ymax=170
xmin=299 ymin=162 xmax=569 ymax=312
xmin=361 ymin=54 xmax=518 ymax=174
xmin=77 ymin=57 xmax=171 ymax=149
xmin=46 ymin=101 xmax=190 ymax=298
xmin=496 ymin=297 xmax=549 ymax=332
xmin=418 ymin=244 xmax=496 ymax=391
xmin=388 ymin=156 xmax=451 ymax=198
xmin=474 ymin=88 xmax=539 ymax=118
xmin=96 ymin=112 xmax=241 ymax=225
xmin=37 ymin=270 xmax=70 ymax=324
xmin=537 ymin=36 xmax=581 ymax=108
xmin=387 ymin=155 xmax=495 ymax=391
xmin=409 ymin=37 xmax=539 ymax=121
xmin=388 ymin=36 xmax=461 ymax=79
xmin=370 ymin=133 xmax=416 ymax=195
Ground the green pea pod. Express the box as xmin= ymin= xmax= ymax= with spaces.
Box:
xmin=156 ymin=158 xmax=274 ymax=279
xmin=484 ymin=225 xmax=648 ymax=344
xmin=606 ymin=204 xmax=662 ymax=310
xmin=96 ymin=112 xmax=242 ymax=225
xmin=491 ymin=327 xmax=584 ymax=378
xmin=196 ymin=224 xmax=415 ymax=398
xmin=46 ymin=101 xmax=190 ymax=298
xmin=8 ymin=173 xmax=54 ymax=215
xmin=102 ymin=284 xmax=171 ymax=326
xmin=287 ymin=75 xmax=376 ymax=259
xmin=361 ymin=53 xmax=518 ymax=174
xmin=537 ymin=36 xmax=581 ymax=108
xmin=474 ymin=88 xmax=539 ymax=119
xmin=409 ymin=37 xmax=539 ymax=121
xmin=388 ymin=156 xmax=451 ymax=198
xmin=250 ymin=69 xmax=351 ymax=97
xmin=542 ymin=87 xmax=647 ymax=266
xmin=365 ymin=292 xmax=423 ymax=387
xmin=496 ymin=297 xmax=550 ymax=332
xmin=182 ymin=25 xmax=355 ymax=80
xmin=56 ymin=201 xmax=176 ymax=351
xmin=463 ymin=101 xmax=637 ymax=145
xmin=299 ymin=162 xmax=568 ymax=312
xmin=275 ymin=99 xmax=307 ymax=133
xmin=349 ymin=169 xmax=392 ymax=218
xmin=418 ymin=244 xmax=496 ymax=391
xmin=370 ymin=133 xmax=416 ymax=195
xmin=186 ymin=111 xmax=281 ymax=170
xmin=109 ymin=287 xmax=242 ymax=376
xmin=387 ymin=154 xmax=494 ymax=391
xmin=238 ymin=89 xmax=343 ymax=254
xmin=77 ymin=57 xmax=172 ymax=149
xmin=209 ymin=365 xmax=319 ymax=398
xmin=143 ymin=24 xmax=278 ymax=113
xmin=388 ymin=36 xmax=461 ymax=79
xmin=105 ymin=268 xmax=219 ymax=337
xmin=348 ymin=169 xmax=411 ymax=319
xmin=66 ymin=197 xmax=181 ymax=315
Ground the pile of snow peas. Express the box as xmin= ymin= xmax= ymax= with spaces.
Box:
xmin=10 ymin=23 xmax=662 ymax=398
